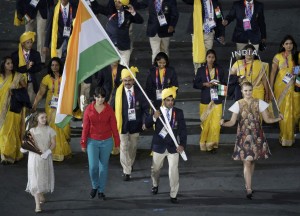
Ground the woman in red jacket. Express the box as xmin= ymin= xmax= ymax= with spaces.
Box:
xmin=81 ymin=87 xmax=120 ymax=200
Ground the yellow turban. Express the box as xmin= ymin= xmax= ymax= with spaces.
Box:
xmin=115 ymin=66 xmax=139 ymax=132
xmin=20 ymin=31 xmax=36 ymax=43
xmin=18 ymin=31 xmax=36 ymax=67
xmin=162 ymin=86 xmax=178 ymax=100
xmin=121 ymin=66 xmax=139 ymax=79
xmin=120 ymin=0 xmax=129 ymax=6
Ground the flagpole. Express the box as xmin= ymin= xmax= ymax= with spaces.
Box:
xmin=257 ymin=55 xmax=280 ymax=112
xmin=222 ymin=56 xmax=232 ymax=117
xmin=81 ymin=0 xmax=187 ymax=161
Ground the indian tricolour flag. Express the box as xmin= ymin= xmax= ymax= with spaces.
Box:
xmin=55 ymin=0 xmax=120 ymax=128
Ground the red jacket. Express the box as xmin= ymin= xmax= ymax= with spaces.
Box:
xmin=81 ymin=102 xmax=120 ymax=148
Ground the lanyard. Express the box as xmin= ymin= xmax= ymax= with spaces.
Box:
xmin=171 ymin=111 xmax=176 ymax=128
xmin=109 ymin=13 xmax=117 ymax=21
xmin=244 ymin=59 xmax=253 ymax=77
xmin=283 ymin=52 xmax=292 ymax=68
xmin=155 ymin=68 xmax=166 ymax=89
xmin=205 ymin=66 xmax=219 ymax=82
xmin=111 ymin=66 xmax=117 ymax=88
xmin=61 ymin=5 xmax=72 ymax=26
xmin=52 ymin=77 xmax=61 ymax=95
xmin=208 ymin=0 xmax=213 ymax=14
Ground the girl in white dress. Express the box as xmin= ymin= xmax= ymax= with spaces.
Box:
xmin=22 ymin=111 xmax=56 ymax=212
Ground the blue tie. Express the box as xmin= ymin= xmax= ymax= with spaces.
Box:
xmin=63 ymin=7 xmax=68 ymax=25
xmin=118 ymin=11 xmax=123 ymax=27
xmin=128 ymin=90 xmax=133 ymax=108
xmin=24 ymin=53 xmax=29 ymax=63
xmin=155 ymin=0 xmax=161 ymax=13
xmin=246 ymin=3 xmax=252 ymax=19
xmin=166 ymin=109 xmax=171 ymax=122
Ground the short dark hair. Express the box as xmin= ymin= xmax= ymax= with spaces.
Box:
xmin=94 ymin=87 xmax=108 ymax=102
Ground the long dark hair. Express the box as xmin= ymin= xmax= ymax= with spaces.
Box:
xmin=279 ymin=35 xmax=299 ymax=66
xmin=47 ymin=57 xmax=63 ymax=78
xmin=0 ymin=56 xmax=15 ymax=80
xmin=153 ymin=52 xmax=169 ymax=67
xmin=205 ymin=49 xmax=218 ymax=67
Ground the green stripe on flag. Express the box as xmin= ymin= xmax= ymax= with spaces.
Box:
xmin=77 ymin=40 xmax=120 ymax=84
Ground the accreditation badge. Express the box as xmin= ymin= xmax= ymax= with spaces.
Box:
xmin=210 ymin=88 xmax=219 ymax=101
xmin=30 ymin=0 xmax=40 ymax=7
xmin=63 ymin=27 xmax=71 ymax=37
xmin=50 ymin=96 xmax=59 ymax=109
xmin=159 ymin=127 xmax=168 ymax=139
xmin=157 ymin=12 xmax=167 ymax=26
xmin=293 ymin=66 xmax=300 ymax=75
xmin=128 ymin=108 xmax=136 ymax=121
xmin=207 ymin=18 xmax=216 ymax=29
xmin=243 ymin=18 xmax=252 ymax=31
xmin=156 ymin=89 xmax=162 ymax=100
xmin=282 ymin=72 xmax=293 ymax=84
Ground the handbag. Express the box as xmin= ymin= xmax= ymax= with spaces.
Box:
xmin=21 ymin=130 xmax=42 ymax=155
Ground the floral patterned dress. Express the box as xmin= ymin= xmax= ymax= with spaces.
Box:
xmin=229 ymin=98 xmax=271 ymax=161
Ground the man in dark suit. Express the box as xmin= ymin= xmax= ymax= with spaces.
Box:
xmin=146 ymin=0 xmax=179 ymax=63
xmin=16 ymin=0 xmax=54 ymax=63
xmin=222 ymin=0 xmax=266 ymax=53
xmin=43 ymin=0 xmax=77 ymax=63
xmin=145 ymin=86 xmax=187 ymax=204
xmin=11 ymin=31 xmax=42 ymax=104
xmin=106 ymin=0 xmax=144 ymax=66
xmin=111 ymin=68 xmax=149 ymax=181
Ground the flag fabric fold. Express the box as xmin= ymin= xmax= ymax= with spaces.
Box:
xmin=55 ymin=0 xmax=120 ymax=128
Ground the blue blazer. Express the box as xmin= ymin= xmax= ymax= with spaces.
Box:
xmin=11 ymin=49 xmax=42 ymax=93
xmin=145 ymin=66 xmax=179 ymax=108
xmin=44 ymin=2 xmax=78 ymax=49
xmin=111 ymin=85 xmax=150 ymax=134
xmin=146 ymin=0 xmax=179 ymax=38
xmin=145 ymin=107 xmax=187 ymax=154
xmin=193 ymin=63 xmax=227 ymax=105
xmin=16 ymin=0 xmax=54 ymax=20
xmin=225 ymin=0 xmax=266 ymax=44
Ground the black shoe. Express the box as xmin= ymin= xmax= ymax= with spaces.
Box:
xmin=209 ymin=149 xmax=217 ymax=154
xmin=246 ymin=189 xmax=253 ymax=200
xmin=90 ymin=189 xmax=97 ymax=199
xmin=98 ymin=193 xmax=106 ymax=200
xmin=123 ymin=174 xmax=130 ymax=181
xmin=170 ymin=197 xmax=178 ymax=204
xmin=151 ymin=186 xmax=158 ymax=195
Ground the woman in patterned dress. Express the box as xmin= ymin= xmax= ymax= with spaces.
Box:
xmin=32 ymin=57 xmax=71 ymax=161
xmin=220 ymin=82 xmax=283 ymax=199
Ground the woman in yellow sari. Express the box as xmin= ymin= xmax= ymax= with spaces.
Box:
xmin=270 ymin=35 xmax=300 ymax=147
xmin=32 ymin=57 xmax=71 ymax=161
xmin=231 ymin=44 xmax=269 ymax=101
xmin=193 ymin=50 xmax=226 ymax=153
xmin=0 ymin=56 xmax=27 ymax=164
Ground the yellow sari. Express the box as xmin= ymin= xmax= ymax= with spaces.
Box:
xmin=199 ymin=103 xmax=222 ymax=151
xmin=0 ymin=73 xmax=25 ymax=163
xmin=273 ymin=53 xmax=300 ymax=146
xmin=232 ymin=59 xmax=269 ymax=100
xmin=41 ymin=75 xmax=71 ymax=161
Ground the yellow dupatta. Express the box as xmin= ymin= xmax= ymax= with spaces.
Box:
xmin=51 ymin=0 xmax=61 ymax=58
xmin=193 ymin=0 xmax=205 ymax=63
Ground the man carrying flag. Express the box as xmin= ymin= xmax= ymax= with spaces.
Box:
xmin=145 ymin=86 xmax=187 ymax=204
